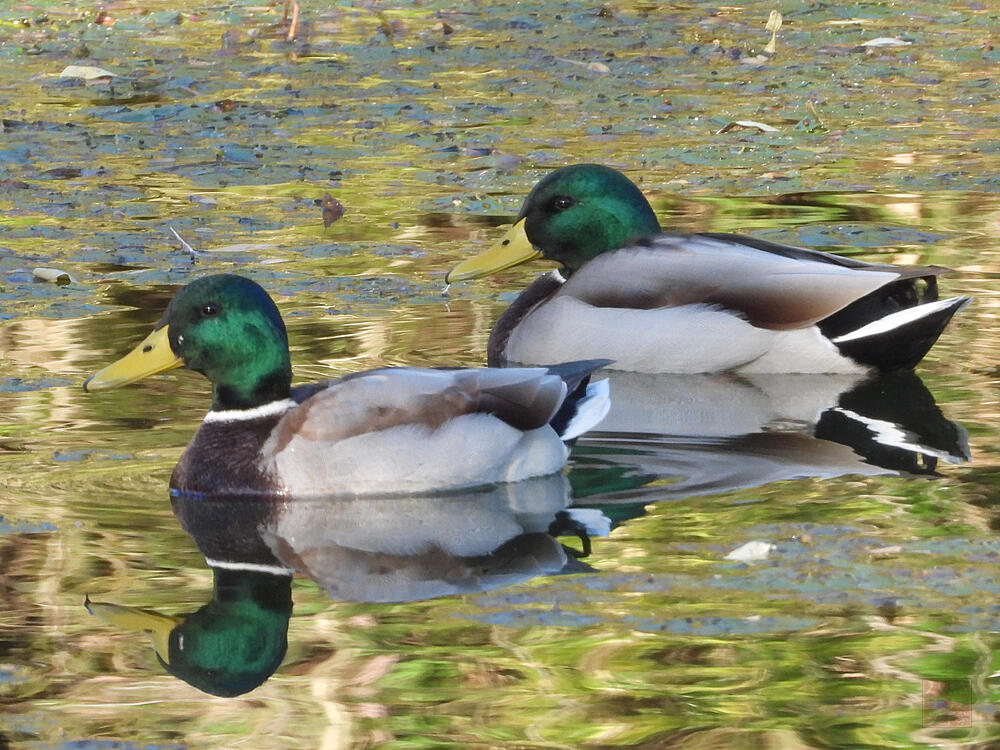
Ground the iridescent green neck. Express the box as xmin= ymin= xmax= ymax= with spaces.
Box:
xmin=162 ymin=274 xmax=293 ymax=412
xmin=205 ymin=339 xmax=291 ymax=412
xmin=520 ymin=164 xmax=661 ymax=272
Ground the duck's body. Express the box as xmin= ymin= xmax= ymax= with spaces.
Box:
xmin=447 ymin=164 xmax=970 ymax=374
xmin=170 ymin=363 xmax=608 ymax=496
xmin=85 ymin=274 xmax=610 ymax=497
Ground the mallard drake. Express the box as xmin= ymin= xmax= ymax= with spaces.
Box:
xmin=84 ymin=274 xmax=610 ymax=496
xmin=446 ymin=163 xmax=970 ymax=374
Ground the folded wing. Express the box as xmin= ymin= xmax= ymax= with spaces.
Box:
xmin=556 ymin=235 xmax=922 ymax=330
xmin=271 ymin=367 xmax=569 ymax=451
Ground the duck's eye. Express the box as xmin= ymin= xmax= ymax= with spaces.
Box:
xmin=550 ymin=195 xmax=574 ymax=212
xmin=201 ymin=303 xmax=221 ymax=317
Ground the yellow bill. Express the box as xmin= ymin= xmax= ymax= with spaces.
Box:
xmin=84 ymin=325 xmax=183 ymax=392
xmin=85 ymin=597 xmax=181 ymax=664
xmin=446 ymin=218 xmax=542 ymax=283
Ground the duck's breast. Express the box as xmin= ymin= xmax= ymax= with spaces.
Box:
xmin=171 ymin=413 xmax=287 ymax=495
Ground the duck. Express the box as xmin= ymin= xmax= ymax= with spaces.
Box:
xmin=83 ymin=274 xmax=610 ymax=497
xmin=446 ymin=163 xmax=971 ymax=374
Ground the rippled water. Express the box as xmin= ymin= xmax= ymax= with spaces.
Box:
xmin=3 ymin=1 xmax=1000 ymax=748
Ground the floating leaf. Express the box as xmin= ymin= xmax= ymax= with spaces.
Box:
xmin=764 ymin=11 xmax=782 ymax=55
xmin=868 ymin=545 xmax=903 ymax=558
xmin=320 ymin=193 xmax=345 ymax=228
xmin=716 ymin=120 xmax=780 ymax=134
xmin=33 ymin=267 xmax=76 ymax=285
xmin=794 ymin=101 xmax=828 ymax=133
xmin=556 ymin=58 xmax=611 ymax=74
xmin=860 ymin=37 xmax=912 ymax=47
xmin=58 ymin=65 xmax=118 ymax=81
xmin=188 ymin=194 xmax=219 ymax=207
xmin=725 ymin=541 xmax=776 ymax=563
xmin=39 ymin=167 xmax=82 ymax=179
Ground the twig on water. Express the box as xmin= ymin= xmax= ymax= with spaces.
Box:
xmin=169 ymin=226 xmax=204 ymax=257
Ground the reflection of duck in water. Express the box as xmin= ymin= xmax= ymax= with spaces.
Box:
xmin=86 ymin=571 xmax=292 ymax=697
xmin=258 ymin=474 xmax=604 ymax=602
xmin=86 ymin=476 xmax=608 ymax=695
xmin=84 ymin=274 xmax=609 ymax=496
xmin=447 ymin=163 xmax=969 ymax=374
xmin=571 ymin=370 xmax=969 ymax=503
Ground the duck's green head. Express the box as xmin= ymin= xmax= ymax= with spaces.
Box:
xmin=447 ymin=164 xmax=661 ymax=282
xmin=84 ymin=274 xmax=291 ymax=411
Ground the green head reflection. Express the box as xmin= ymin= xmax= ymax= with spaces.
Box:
xmin=86 ymin=568 xmax=292 ymax=698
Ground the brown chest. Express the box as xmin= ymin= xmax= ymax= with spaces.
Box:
xmin=170 ymin=416 xmax=285 ymax=496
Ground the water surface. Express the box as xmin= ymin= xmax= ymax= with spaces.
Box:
xmin=2 ymin=1 xmax=1000 ymax=747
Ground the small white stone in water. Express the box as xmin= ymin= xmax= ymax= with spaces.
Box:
xmin=725 ymin=540 xmax=775 ymax=562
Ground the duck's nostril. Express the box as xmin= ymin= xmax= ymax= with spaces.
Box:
xmin=142 ymin=345 xmax=153 ymax=353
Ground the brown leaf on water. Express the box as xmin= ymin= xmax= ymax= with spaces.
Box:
xmin=40 ymin=167 xmax=82 ymax=179
xmin=320 ymin=193 xmax=345 ymax=228
xmin=376 ymin=12 xmax=407 ymax=38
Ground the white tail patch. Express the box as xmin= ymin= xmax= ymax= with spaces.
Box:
xmin=563 ymin=508 xmax=612 ymax=537
xmin=559 ymin=378 xmax=611 ymax=441
xmin=832 ymin=296 xmax=970 ymax=344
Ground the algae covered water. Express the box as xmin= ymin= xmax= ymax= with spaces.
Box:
xmin=2 ymin=1 xmax=1000 ymax=747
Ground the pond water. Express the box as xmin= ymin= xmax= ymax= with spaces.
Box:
xmin=3 ymin=0 xmax=1000 ymax=747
